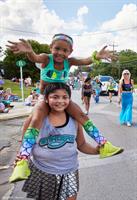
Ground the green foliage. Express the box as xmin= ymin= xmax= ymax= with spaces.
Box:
xmin=118 ymin=49 xmax=137 ymax=82
xmin=73 ymin=49 xmax=137 ymax=83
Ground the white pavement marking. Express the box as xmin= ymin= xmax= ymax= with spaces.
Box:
xmin=79 ymin=149 xmax=137 ymax=169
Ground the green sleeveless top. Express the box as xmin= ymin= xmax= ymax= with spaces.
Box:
xmin=107 ymin=82 xmax=115 ymax=90
xmin=40 ymin=54 xmax=70 ymax=83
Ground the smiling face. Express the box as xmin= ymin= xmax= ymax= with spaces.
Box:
xmin=47 ymin=89 xmax=70 ymax=112
xmin=122 ymin=70 xmax=131 ymax=80
xmin=50 ymin=40 xmax=73 ymax=63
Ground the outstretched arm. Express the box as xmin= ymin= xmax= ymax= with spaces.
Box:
xmin=76 ymin=123 xmax=99 ymax=155
xmin=6 ymin=39 xmax=49 ymax=64
xmin=69 ymin=46 xmax=117 ymax=67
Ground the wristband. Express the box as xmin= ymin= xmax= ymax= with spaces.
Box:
xmin=91 ymin=51 xmax=101 ymax=65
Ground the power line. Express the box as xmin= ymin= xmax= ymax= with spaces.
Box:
xmin=0 ymin=25 xmax=136 ymax=37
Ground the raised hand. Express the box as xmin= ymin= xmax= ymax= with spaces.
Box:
xmin=97 ymin=46 xmax=118 ymax=62
xmin=6 ymin=39 xmax=33 ymax=54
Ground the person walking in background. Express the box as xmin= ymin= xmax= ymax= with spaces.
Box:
xmin=81 ymin=77 xmax=92 ymax=115
xmin=118 ymin=69 xmax=134 ymax=127
xmin=107 ymin=78 xmax=116 ymax=103
xmin=10 ymin=83 xmax=99 ymax=200
xmin=92 ymin=76 xmax=102 ymax=103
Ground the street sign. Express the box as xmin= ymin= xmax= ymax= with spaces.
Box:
xmin=16 ymin=60 xmax=26 ymax=102
xmin=16 ymin=60 xmax=26 ymax=67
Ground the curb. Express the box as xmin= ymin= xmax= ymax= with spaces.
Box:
xmin=0 ymin=112 xmax=31 ymax=121
xmin=0 ymin=108 xmax=33 ymax=122
xmin=0 ymin=103 xmax=33 ymax=121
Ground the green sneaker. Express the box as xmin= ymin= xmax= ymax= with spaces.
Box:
xmin=100 ymin=141 xmax=124 ymax=159
xmin=9 ymin=160 xmax=30 ymax=183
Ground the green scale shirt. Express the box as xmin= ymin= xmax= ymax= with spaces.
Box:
xmin=40 ymin=54 xmax=70 ymax=83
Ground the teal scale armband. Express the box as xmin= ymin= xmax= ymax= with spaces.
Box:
xmin=91 ymin=51 xmax=102 ymax=65
xmin=19 ymin=127 xmax=40 ymax=157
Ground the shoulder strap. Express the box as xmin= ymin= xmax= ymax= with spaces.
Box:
xmin=47 ymin=54 xmax=54 ymax=69
xmin=64 ymin=59 xmax=70 ymax=70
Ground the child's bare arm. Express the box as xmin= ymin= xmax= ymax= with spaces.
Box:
xmin=21 ymin=115 xmax=32 ymax=139
xmin=6 ymin=39 xmax=49 ymax=64
xmin=76 ymin=123 xmax=99 ymax=155
xmin=26 ymin=52 xmax=49 ymax=64
xmin=69 ymin=46 xmax=117 ymax=67
xmin=69 ymin=57 xmax=93 ymax=66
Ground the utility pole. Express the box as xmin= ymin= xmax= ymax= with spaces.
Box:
xmin=109 ymin=43 xmax=120 ymax=78
xmin=109 ymin=42 xmax=118 ymax=54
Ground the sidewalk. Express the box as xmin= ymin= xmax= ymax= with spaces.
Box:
xmin=0 ymin=102 xmax=33 ymax=121
xmin=0 ymin=92 xmax=137 ymax=121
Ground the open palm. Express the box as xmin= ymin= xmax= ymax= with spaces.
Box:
xmin=6 ymin=39 xmax=32 ymax=54
xmin=97 ymin=46 xmax=118 ymax=62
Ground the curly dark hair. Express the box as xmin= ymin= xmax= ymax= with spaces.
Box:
xmin=44 ymin=83 xmax=71 ymax=98
xmin=84 ymin=77 xmax=91 ymax=83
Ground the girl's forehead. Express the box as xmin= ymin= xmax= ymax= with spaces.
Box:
xmin=52 ymin=40 xmax=72 ymax=48
xmin=49 ymin=89 xmax=69 ymax=95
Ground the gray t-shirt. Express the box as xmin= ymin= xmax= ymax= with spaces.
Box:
xmin=31 ymin=114 xmax=79 ymax=174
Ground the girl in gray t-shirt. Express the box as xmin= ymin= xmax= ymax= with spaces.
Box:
xmin=21 ymin=83 xmax=99 ymax=200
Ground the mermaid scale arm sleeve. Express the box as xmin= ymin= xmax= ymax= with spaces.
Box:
xmin=18 ymin=127 xmax=39 ymax=159
xmin=83 ymin=120 xmax=107 ymax=145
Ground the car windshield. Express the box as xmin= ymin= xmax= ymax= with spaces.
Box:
xmin=100 ymin=76 xmax=114 ymax=82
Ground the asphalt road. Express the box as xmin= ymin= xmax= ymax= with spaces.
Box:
xmin=0 ymin=90 xmax=137 ymax=200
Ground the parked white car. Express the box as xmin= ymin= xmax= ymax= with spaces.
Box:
xmin=99 ymin=75 xmax=118 ymax=96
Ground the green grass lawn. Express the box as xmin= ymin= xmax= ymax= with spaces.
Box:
xmin=1 ymin=79 xmax=137 ymax=99
xmin=1 ymin=79 xmax=33 ymax=98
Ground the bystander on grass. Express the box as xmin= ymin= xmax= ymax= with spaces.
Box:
xmin=2 ymin=79 xmax=32 ymax=98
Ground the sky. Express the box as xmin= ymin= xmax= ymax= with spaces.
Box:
xmin=0 ymin=0 xmax=137 ymax=63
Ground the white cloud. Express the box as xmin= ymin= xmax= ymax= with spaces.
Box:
xmin=99 ymin=3 xmax=137 ymax=52
xmin=101 ymin=4 xmax=136 ymax=30
xmin=0 ymin=1 xmax=137 ymax=61
xmin=73 ymin=3 xmax=137 ymax=56
xmin=0 ymin=0 xmax=88 ymax=47
xmin=77 ymin=5 xmax=88 ymax=17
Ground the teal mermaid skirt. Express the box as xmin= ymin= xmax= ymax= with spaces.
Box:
xmin=119 ymin=92 xmax=133 ymax=124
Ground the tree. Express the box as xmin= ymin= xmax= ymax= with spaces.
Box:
xmin=118 ymin=50 xmax=137 ymax=82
